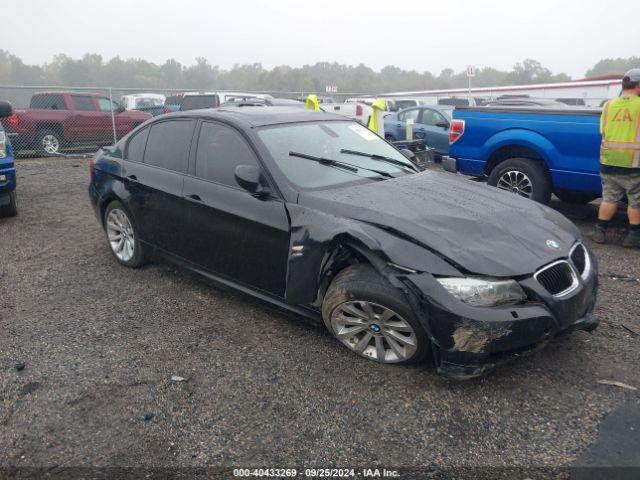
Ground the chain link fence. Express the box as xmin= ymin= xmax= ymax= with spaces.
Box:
xmin=0 ymin=83 xmax=612 ymax=158
xmin=0 ymin=85 xmax=372 ymax=157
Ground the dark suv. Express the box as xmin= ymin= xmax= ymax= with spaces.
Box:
xmin=89 ymin=107 xmax=598 ymax=378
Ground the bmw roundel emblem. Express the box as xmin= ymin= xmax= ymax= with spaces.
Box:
xmin=546 ymin=239 xmax=560 ymax=249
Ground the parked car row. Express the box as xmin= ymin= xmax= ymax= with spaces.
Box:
xmin=3 ymin=92 xmax=151 ymax=155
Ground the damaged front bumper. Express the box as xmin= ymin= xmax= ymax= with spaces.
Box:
xmin=402 ymin=259 xmax=598 ymax=380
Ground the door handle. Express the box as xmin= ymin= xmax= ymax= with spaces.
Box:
xmin=184 ymin=194 xmax=203 ymax=204
xmin=126 ymin=174 xmax=138 ymax=182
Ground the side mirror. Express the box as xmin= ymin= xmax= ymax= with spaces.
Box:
xmin=235 ymin=165 xmax=267 ymax=197
xmin=117 ymin=104 xmax=126 ymax=113
xmin=0 ymin=101 xmax=13 ymax=118
xmin=436 ymin=121 xmax=449 ymax=129
xmin=400 ymin=149 xmax=416 ymax=160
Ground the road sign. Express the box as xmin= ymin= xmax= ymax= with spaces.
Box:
xmin=466 ymin=66 xmax=476 ymax=78
xmin=325 ymin=85 xmax=338 ymax=93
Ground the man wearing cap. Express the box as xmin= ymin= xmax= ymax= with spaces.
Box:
xmin=592 ymin=69 xmax=640 ymax=247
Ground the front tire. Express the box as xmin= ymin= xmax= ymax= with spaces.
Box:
xmin=488 ymin=157 xmax=552 ymax=204
xmin=0 ymin=191 xmax=17 ymax=217
xmin=103 ymin=201 xmax=145 ymax=268
xmin=322 ymin=264 xmax=429 ymax=365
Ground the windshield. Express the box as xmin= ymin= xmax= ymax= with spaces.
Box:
xmin=258 ymin=121 xmax=415 ymax=189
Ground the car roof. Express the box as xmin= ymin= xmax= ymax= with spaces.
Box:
xmin=173 ymin=106 xmax=348 ymax=127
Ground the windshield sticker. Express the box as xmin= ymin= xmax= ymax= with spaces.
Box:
xmin=349 ymin=124 xmax=378 ymax=141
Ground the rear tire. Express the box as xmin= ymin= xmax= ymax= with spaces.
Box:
xmin=103 ymin=201 xmax=145 ymax=268
xmin=36 ymin=128 xmax=63 ymax=156
xmin=488 ymin=157 xmax=552 ymax=204
xmin=0 ymin=191 xmax=17 ymax=217
xmin=322 ymin=264 xmax=429 ymax=365
xmin=554 ymin=190 xmax=598 ymax=205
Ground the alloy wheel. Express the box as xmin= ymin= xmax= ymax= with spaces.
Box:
xmin=331 ymin=301 xmax=418 ymax=363
xmin=42 ymin=134 xmax=60 ymax=154
xmin=106 ymin=209 xmax=135 ymax=262
xmin=496 ymin=170 xmax=533 ymax=198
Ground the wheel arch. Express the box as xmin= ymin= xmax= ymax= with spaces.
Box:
xmin=36 ymin=122 xmax=65 ymax=139
xmin=482 ymin=130 xmax=557 ymax=177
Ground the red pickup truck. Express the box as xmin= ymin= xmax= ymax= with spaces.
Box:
xmin=3 ymin=92 xmax=151 ymax=155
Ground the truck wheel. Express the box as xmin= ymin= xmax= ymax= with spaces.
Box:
xmin=322 ymin=264 xmax=429 ymax=365
xmin=0 ymin=191 xmax=18 ymax=217
xmin=554 ymin=190 xmax=598 ymax=205
xmin=36 ymin=129 xmax=63 ymax=156
xmin=488 ymin=158 xmax=552 ymax=204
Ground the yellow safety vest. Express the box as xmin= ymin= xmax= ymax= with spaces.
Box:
xmin=367 ymin=98 xmax=386 ymax=134
xmin=305 ymin=95 xmax=321 ymax=111
xmin=600 ymin=96 xmax=640 ymax=168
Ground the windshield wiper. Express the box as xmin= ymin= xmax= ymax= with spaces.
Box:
xmin=339 ymin=148 xmax=418 ymax=172
xmin=289 ymin=151 xmax=395 ymax=179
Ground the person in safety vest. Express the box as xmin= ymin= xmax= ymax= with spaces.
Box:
xmin=305 ymin=95 xmax=321 ymax=111
xmin=592 ymin=69 xmax=640 ymax=248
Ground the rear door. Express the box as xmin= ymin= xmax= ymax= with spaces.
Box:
xmin=394 ymin=108 xmax=420 ymax=140
xmin=122 ymin=118 xmax=195 ymax=256
xmin=181 ymin=120 xmax=290 ymax=296
xmin=69 ymin=95 xmax=102 ymax=141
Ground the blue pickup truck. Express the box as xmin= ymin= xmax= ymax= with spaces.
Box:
xmin=0 ymin=101 xmax=17 ymax=217
xmin=443 ymin=106 xmax=602 ymax=204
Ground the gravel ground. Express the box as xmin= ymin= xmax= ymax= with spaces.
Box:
xmin=1 ymin=156 xmax=639 ymax=477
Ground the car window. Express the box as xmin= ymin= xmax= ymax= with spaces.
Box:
xmin=195 ymin=122 xmax=259 ymax=187
xmin=180 ymin=95 xmax=219 ymax=111
xmin=125 ymin=127 xmax=149 ymax=163
xmin=135 ymin=97 xmax=163 ymax=108
xmin=165 ymin=95 xmax=182 ymax=105
xmin=397 ymin=109 xmax=419 ymax=122
xmin=30 ymin=94 xmax=67 ymax=110
xmin=97 ymin=98 xmax=119 ymax=112
xmin=143 ymin=120 xmax=194 ymax=172
xmin=395 ymin=100 xmax=417 ymax=110
xmin=419 ymin=109 xmax=444 ymax=126
xmin=71 ymin=95 xmax=96 ymax=111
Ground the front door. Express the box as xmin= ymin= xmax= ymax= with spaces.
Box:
xmin=181 ymin=120 xmax=290 ymax=296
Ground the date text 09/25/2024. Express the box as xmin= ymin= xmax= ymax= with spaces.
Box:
xmin=232 ymin=468 xmax=400 ymax=478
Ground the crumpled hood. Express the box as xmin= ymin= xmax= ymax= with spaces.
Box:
xmin=299 ymin=171 xmax=580 ymax=277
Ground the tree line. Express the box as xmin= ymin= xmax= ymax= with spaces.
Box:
xmin=0 ymin=50 xmax=638 ymax=94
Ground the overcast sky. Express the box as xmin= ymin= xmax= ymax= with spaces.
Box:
xmin=2 ymin=0 xmax=635 ymax=78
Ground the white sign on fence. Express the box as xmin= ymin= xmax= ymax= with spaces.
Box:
xmin=325 ymin=85 xmax=338 ymax=93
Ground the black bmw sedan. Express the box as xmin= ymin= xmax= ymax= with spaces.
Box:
xmin=89 ymin=107 xmax=598 ymax=379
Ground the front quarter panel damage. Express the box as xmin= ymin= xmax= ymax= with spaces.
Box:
xmin=283 ymin=204 xmax=462 ymax=306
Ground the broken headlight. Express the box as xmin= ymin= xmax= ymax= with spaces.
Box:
xmin=437 ymin=277 xmax=526 ymax=307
